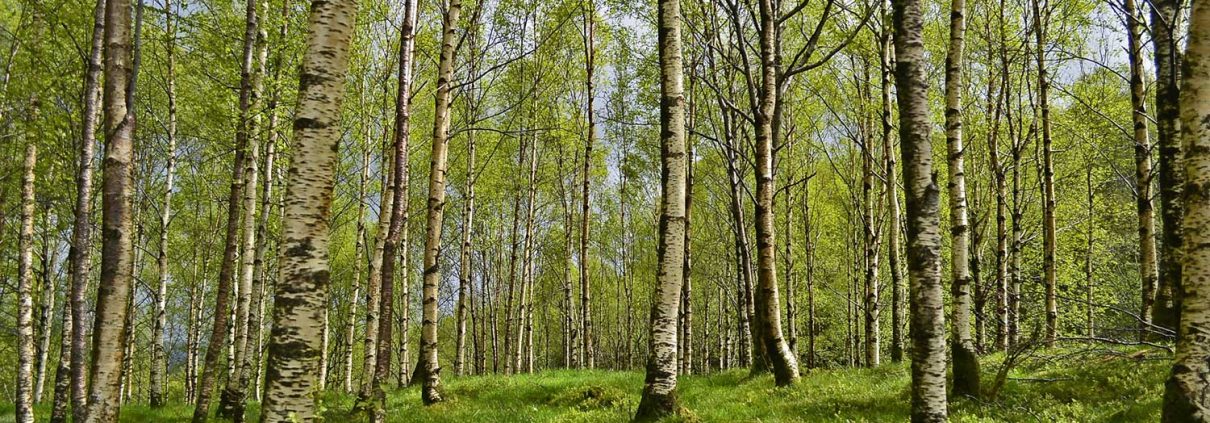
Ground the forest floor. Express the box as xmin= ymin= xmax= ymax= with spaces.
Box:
xmin=6 ymin=345 xmax=1169 ymax=422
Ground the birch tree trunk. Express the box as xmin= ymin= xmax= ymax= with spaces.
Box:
xmin=944 ymin=0 xmax=979 ymax=397
xmin=880 ymin=4 xmax=905 ymax=361
xmin=259 ymin=0 xmax=356 ymax=419
xmin=67 ymin=1 xmax=106 ymax=419
xmin=892 ymin=0 xmax=948 ymax=416
xmin=17 ymin=142 xmax=37 ymax=423
xmin=753 ymin=0 xmax=799 ymax=385
xmin=86 ymin=0 xmax=137 ymax=416
xmin=1152 ymin=0 xmax=1185 ymax=334
xmin=347 ymin=149 xmax=369 ymax=392
xmin=192 ymin=0 xmax=256 ymax=416
xmin=1163 ymin=2 xmax=1210 ymax=417
xmin=580 ymin=0 xmax=597 ymax=370
xmin=1032 ymin=0 xmax=1058 ymax=346
xmin=214 ymin=0 xmax=263 ymax=418
xmin=417 ymin=0 xmax=462 ymax=403
xmin=148 ymin=0 xmax=177 ymax=407
xmin=681 ymin=140 xmax=694 ymax=375
xmin=1122 ymin=0 xmax=1160 ymax=338
xmin=635 ymin=0 xmax=686 ymax=412
xmin=367 ymin=0 xmax=416 ymax=417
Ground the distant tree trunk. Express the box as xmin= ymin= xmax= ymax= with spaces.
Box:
xmin=985 ymin=45 xmax=1008 ymax=352
xmin=1002 ymin=0 xmax=1024 ymax=346
xmin=634 ymin=0 xmax=686 ymax=412
xmin=191 ymin=0 xmax=256 ymax=416
xmin=880 ymin=4 xmax=905 ymax=361
xmin=1151 ymin=0 xmax=1185 ymax=333
xmin=86 ymin=0 xmax=138 ymax=418
xmin=17 ymin=142 xmax=37 ymax=423
xmin=417 ymin=0 xmax=462 ymax=403
xmin=250 ymin=131 xmax=276 ymax=401
xmin=258 ymin=0 xmax=356 ymax=419
xmin=803 ymin=179 xmax=817 ymax=369
xmin=892 ymin=0 xmax=948 ymax=416
xmin=67 ymin=1 xmax=106 ymax=420
xmin=1123 ymin=0 xmax=1159 ymax=338
xmin=1162 ymin=2 xmax=1209 ymax=418
xmin=944 ymin=0 xmax=979 ymax=397
xmin=681 ymin=141 xmax=695 ymax=375
xmin=1031 ymin=0 xmax=1058 ymax=347
xmin=455 ymin=121 xmax=476 ymax=377
xmin=35 ymin=213 xmax=57 ymax=404
xmin=784 ymin=180 xmax=797 ymax=359
xmin=216 ymin=0 xmax=264 ymax=417
xmin=367 ymin=0 xmax=415 ymax=418
xmin=148 ymin=0 xmax=177 ymax=408
xmin=862 ymin=113 xmax=882 ymax=368
xmin=520 ymin=129 xmax=539 ymax=374
xmin=347 ymin=149 xmax=370 ymax=392
xmin=580 ymin=0 xmax=597 ymax=370
xmin=1086 ymin=165 xmax=1095 ymax=337
xmin=558 ymin=147 xmax=578 ymax=369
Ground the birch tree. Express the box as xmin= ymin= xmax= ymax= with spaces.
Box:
xmin=259 ymin=0 xmax=357 ymax=420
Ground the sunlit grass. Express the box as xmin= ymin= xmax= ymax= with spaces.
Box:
xmin=5 ymin=346 xmax=1168 ymax=422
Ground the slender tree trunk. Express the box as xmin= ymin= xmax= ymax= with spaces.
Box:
xmin=86 ymin=0 xmax=138 ymax=416
xmin=69 ymin=1 xmax=106 ymax=419
xmin=367 ymin=0 xmax=416 ymax=417
xmin=862 ymin=117 xmax=882 ymax=368
xmin=880 ymin=6 xmax=905 ymax=361
xmin=417 ymin=0 xmax=462 ymax=403
xmin=454 ymin=112 xmax=477 ymax=377
xmin=250 ymin=131 xmax=276 ymax=401
xmin=1031 ymin=0 xmax=1058 ymax=347
xmin=1122 ymin=0 xmax=1160 ymax=339
xmin=635 ymin=0 xmax=686 ymax=412
xmin=1086 ymin=165 xmax=1096 ymax=337
xmin=1151 ymin=0 xmax=1185 ymax=333
xmin=892 ymin=0 xmax=948 ymax=416
xmin=681 ymin=141 xmax=694 ymax=375
xmin=17 ymin=142 xmax=37 ymax=423
xmin=347 ymin=149 xmax=370 ymax=392
xmin=1163 ymin=2 xmax=1210 ymax=418
xmin=191 ymin=0 xmax=257 ymax=416
xmin=803 ymin=179 xmax=817 ymax=369
xmin=520 ymin=128 xmax=539 ymax=374
xmin=580 ymin=0 xmax=597 ymax=370
xmin=259 ymin=0 xmax=356 ymax=419
xmin=985 ymin=46 xmax=1008 ymax=352
xmin=34 ymin=215 xmax=56 ymax=404
xmin=149 ymin=0 xmax=177 ymax=407
xmin=944 ymin=0 xmax=979 ymax=397
xmin=753 ymin=0 xmax=799 ymax=386
xmin=215 ymin=0 xmax=264 ymax=417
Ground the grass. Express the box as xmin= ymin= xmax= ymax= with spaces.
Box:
xmin=3 ymin=346 xmax=1169 ymax=422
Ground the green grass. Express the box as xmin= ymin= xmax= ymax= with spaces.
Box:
xmin=4 ymin=347 xmax=1168 ymax=422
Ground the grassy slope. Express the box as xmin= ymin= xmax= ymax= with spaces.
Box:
xmin=5 ymin=347 xmax=1167 ymax=422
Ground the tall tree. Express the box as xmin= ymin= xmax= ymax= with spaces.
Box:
xmin=368 ymin=0 xmax=416 ymax=418
xmin=1032 ymin=0 xmax=1058 ymax=347
xmin=64 ymin=1 xmax=106 ymax=420
xmin=149 ymin=0 xmax=178 ymax=407
xmin=879 ymin=0 xmax=905 ymax=363
xmin=1151 ymin=0 xmax=1185 ymax=334
xmin=892 ymin=0 xmax=948 ymax=417
xmin=417 ymin=0 xmax=463 ymax=403
xmin=259 ymin=0 xmax=357 ymax=419
xmin=1162 ymin=1 xmax=1209 ymax=418
xmin=634 ymin=0 xmax=687 ymax=413
xmin=944 ymin=0 xmax=979 ymax=397
xmin=580 ymin=0 xmax=598 ymax=370
xmin=191 ymin=0 xmax=260 ymax=416
xmin=86 ymin=0 xmax=138 ymax=417
xmin=1124 ymin=0 xmax=1159 ymax=336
